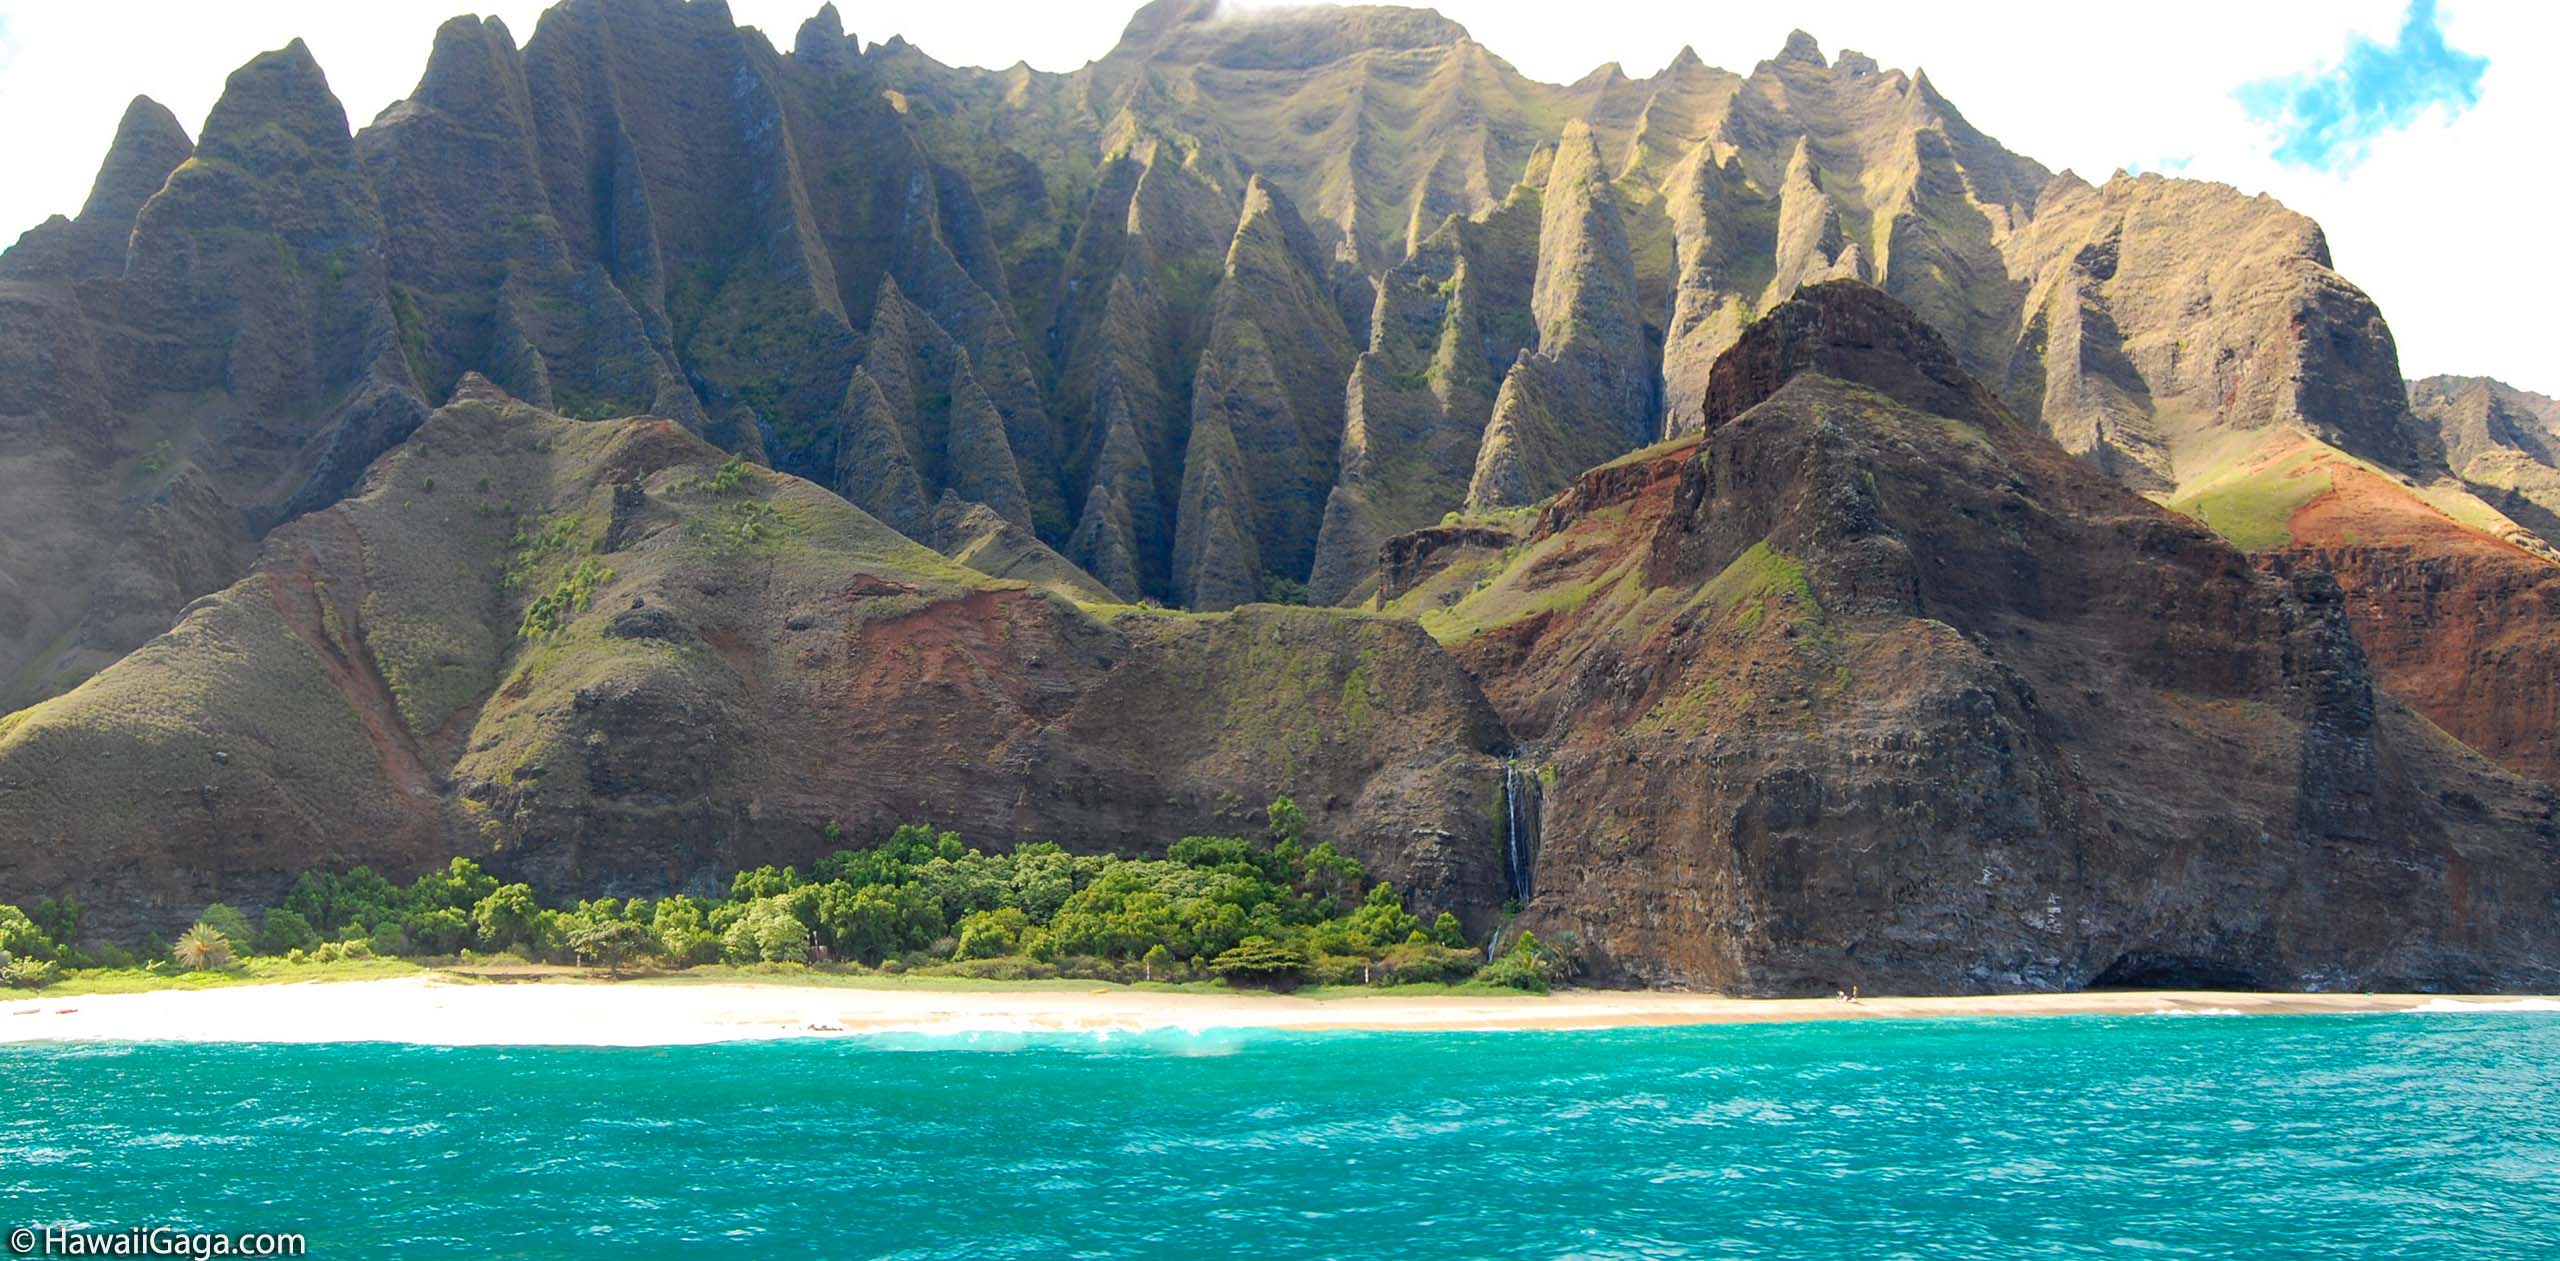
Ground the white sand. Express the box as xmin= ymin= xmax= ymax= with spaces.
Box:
xmin=2 ymin=976 xmax=2551 ymax=1046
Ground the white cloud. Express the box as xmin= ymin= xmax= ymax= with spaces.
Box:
xmin=0 ymin=0 xmax=2545 ymax=393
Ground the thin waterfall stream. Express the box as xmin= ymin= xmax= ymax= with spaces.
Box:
xmin=1504 ymin=762 xmax=1530 ymax=906
xmin=1492 ymin=759 xmax=1535 ymax=960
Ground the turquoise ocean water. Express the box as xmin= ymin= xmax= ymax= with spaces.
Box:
xmin=4 ymin=1011 xmax=2556 ymax=1258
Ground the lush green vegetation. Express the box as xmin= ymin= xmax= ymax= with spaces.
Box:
xmin=2167 ymin=445 xmax=2333 ymax=551
xmin=0 ymin=799 xmax=1573 ymax=995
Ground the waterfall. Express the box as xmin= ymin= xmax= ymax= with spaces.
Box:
xmin=1490 ymin=758 xmax=1535 ymax=962
xmin=1503 ymin=761 xmax=1531 ymax=905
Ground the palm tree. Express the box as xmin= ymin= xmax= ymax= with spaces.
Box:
xmin=173 ymin=923 xmax=233 ymax=971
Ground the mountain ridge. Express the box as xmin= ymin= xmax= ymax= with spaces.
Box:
xmin=3 ymin=1 xmax=2557 ymax=990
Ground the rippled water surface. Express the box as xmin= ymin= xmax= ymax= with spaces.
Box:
xmin=5 ymin=1012 xmax=2557 ymax=1258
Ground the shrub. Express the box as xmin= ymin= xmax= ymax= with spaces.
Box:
xmin=1379 ymin=940 xmax=1481 ymax=986
xmin=1479 ymin=931 xmax=1559 ymax=993
xmin=927 ymin=956 xmax=1059 ymax=982
xmin=518 ymin=558 xmax=615 ymax=640
xmin=172 ymin=923 xmax=233 ymax=972
xmin=2 ymin=957 xmax=59 ymax=989
xmin=1308 ymin=951 xmax=1369 ymax=986
xmin=1476 ymin=951 xmax=1547 ymax=993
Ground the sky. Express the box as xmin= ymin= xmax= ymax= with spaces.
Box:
xmin=0 ymin=0 xmax=2547 ymax=393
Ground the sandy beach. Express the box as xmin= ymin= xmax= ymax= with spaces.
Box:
xmin=2 ymin=976 xmax=2553 ymax=1046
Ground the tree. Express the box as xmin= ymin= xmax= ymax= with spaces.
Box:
xmin=283 ymin=866 xmax=398 ymax=940
xmin=1142 ymin=943 xmax=1172 ymax=982
xmin=1298 ymin=843 xmax=1367 ymax=909
xmin=721 ymin=898 xmax=811 ymax=964
xmin=569 ymin=920 xmax=657 ymax=973
xmin=403 ymin=907 xmax=472 ymax=955
xmin=954 ymin=907 xmax=1029 ymax=960
xmin=472 ymin=884 xmax=543 ymax=953
xmin=729 ymin=864 xmax=801 ymax=902
xmin=1207 ymin=936 xmax=1310 ymax=989
xmin=173 ymin=922 xmax=234 ymax=971
xmin=195 ymin=904 xmax=257 ymax=953
xmin=0 ymin=905 xmax=59 ymax=963
xmin=1343 ymin=882 xmax=1422 ymax=947
xmin=257 ymin=908 xmax=321 ymax=956
xmin=1265 ymin=797 xmax=1306 ymax=847
xmin=1432 ymin=912 xmax=1466 ymax=949
xmin=818 ymin=883 xmax=942 ymax=965
xmin=31 ymin=895 xmax=79 ymax=948
xmin=650 ymin=897 xmax=719 ymax=966
xmin=407 ymin=857 xmax=498 ymax=913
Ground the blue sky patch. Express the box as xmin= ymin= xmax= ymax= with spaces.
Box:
xmin=2238 ymin=0 xmax=2487 ymax=171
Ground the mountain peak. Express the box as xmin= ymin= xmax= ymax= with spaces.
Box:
xmin=1777 ymin=29 xmax=1826 ymax=67
xmin=1114 ymin=0 xmax=1471 ymax=70
xmin=78 ymin=96 xmax=192 ymax=227
xmin=795 ymin=3 xmax=859 ymax=66
xmin=1699 ymin=281 xmax=2008 ymax=433
xmin=417 ymin=17 xmax=524 ymax=114
xmin=198 ymin=38 xmax=353 ymax=165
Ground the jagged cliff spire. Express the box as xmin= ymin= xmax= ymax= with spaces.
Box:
xmin=1466 ymin=119 xmax=1650 ymax=509
xmin=198 ymin=38 xmax=353 ymax=164
xmin=794 ymin=3 xmax=859 ymax=67
xmin=80 ymin=97 xmax=193 ymax=229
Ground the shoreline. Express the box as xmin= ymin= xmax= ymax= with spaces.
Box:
xmin=2 ymin=976 xmax=2553 ymax=1046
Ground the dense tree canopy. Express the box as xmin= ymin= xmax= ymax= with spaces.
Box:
xmin=0 ymin=798 xmax=1571 ymax=992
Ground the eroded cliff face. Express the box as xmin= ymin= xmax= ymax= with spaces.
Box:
xmin=1404 ymin=285 xmax=2560 ymax=994
xmin=0 ymin=380 xmax=1511 ymax=940
xmin=0 ymin=55 xmax=426 ymax=710
xmin=10 ymin=0 xmax=2489 ymax=696
xmin=2410 ymin=375 xmax=2560 ymax=546
xmin=4 ymin=3 xmax=2558 ymax=990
